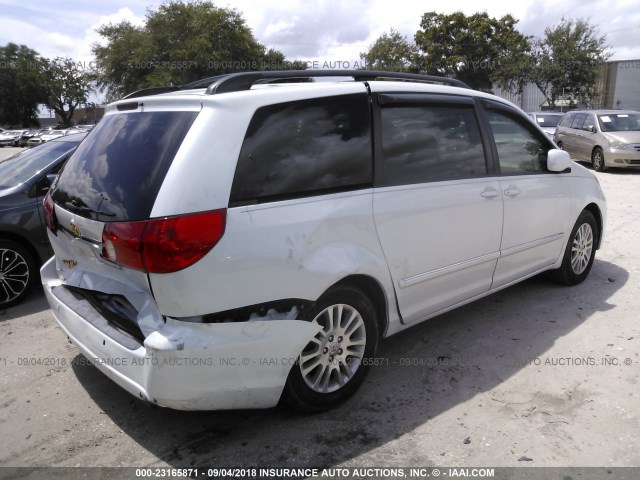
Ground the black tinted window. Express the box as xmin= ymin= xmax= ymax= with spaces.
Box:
xmin=380 ymin=104 xmax=486 ymax=185
xmin=53 ymin=111 xmax=198 ymax=221
xmin=487 ymin=111 xmax=550 ymax=174
xmin=230 ymin=94 xmax=372 ymax=204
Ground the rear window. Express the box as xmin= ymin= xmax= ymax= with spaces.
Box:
xmin=52 ymin=111 xmax=198 ymax=221
xmin=0 ymin=140 xmax=78 ymax=188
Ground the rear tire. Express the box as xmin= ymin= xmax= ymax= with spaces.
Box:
xmin=282 ymin=285 xmax=379 ymax=412
xmin=548 ymin=210 xmax=597 ymax=286
xmin=0 ymin=240 xmax=37 ymax=308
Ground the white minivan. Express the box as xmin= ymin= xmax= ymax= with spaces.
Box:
xmin=41 ymin=70 xmax=606 ymax=412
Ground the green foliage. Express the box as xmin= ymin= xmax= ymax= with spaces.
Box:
xmin=414 ymin=11 xmax=531 ymax=92
xmin=529 ymin=18 xmax=610 ymax=109
xmin=41 ymin=57 xmax=92 ymax=127
xmin=92 ymin=1 xmax=303 ymax=100
xmin=359 ymin=29 xmax=420 ymax=72
xmin=0 ymin=43 xmax=46 ymax=127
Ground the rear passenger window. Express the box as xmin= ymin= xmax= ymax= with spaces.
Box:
xmin=487 ymin=111 xmax=550 ymax=174
xmin=379 ymin=104 xmax=487 ymax=185
xmin=559 ymin=113 xmax=574 ymax=127
xmin=230 ymin=94 xmax=372 ymax=205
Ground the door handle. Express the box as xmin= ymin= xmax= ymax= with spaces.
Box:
xmin=504 ymin=186 xmax=521 ymax=197
xmin=480 ymin=187 xmax=500 ymax=199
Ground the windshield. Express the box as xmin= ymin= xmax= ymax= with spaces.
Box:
xmin=0 ymin=140 xmax=78 ymax=188
xmin=597 ymin=113 xmax=640 ymax=132
xmin=534 ymin=114 xmax=563 ymax=128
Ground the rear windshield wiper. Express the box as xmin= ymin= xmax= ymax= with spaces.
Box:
xmin=63 ymin=201 xmax=116 ymax=218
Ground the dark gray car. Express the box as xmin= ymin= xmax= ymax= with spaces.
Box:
xmin=0 ymin=134 xmax=86 ymax=307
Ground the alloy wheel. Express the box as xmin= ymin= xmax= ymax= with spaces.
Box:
xmin=0 ymin=248 xmax=30 ymax=305
xmin=571 ymin=223 xmax=594 ymax=275
xmin=299 ymin=304 xmax=367 ymax=393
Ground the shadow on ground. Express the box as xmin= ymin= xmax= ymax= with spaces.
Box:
xmin=71 ymin=258 xmax=627 ymax=467
xmin=0 ymin=288 xmax=50 ymax=322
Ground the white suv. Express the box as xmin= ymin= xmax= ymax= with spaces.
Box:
xmin=41 ymin=70 xmax=606 ymax=412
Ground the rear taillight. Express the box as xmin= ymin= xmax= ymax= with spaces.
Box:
xmin=101 ymin=209 xmax=227 ymax=274
xmin=43 ymin=191 xmax=58 ymax=235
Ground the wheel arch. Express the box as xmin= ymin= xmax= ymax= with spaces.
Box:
xmin=0 ymin=231 xmax=43 ymax=265
xmin=583 ymin=202 xmax=604 ymax=249
xmin=591 ymin=145 xmax=605 ymax=164
xmin=324 ymin=274 xmax=389 ymax=339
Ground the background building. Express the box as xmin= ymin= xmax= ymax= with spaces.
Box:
xmin=494 ymin=59 xmax=640 ymax=112
xmin=595 ymin=59 xmax=640 ymax=110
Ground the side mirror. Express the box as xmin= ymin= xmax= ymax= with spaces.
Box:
xmin=547 ymin=149 xmax=572 ymax=172
xmin=585 ymin=125 xmax=596 ymax=133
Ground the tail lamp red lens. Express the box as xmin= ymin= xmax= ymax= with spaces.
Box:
xmin=101 ymin=209 xmax=226 ymax=274
xmin=43 ymin=191 xmax=58 ymax=235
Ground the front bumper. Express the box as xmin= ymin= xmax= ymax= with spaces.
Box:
xmin=41 ymin=257 xmax=320 ymax=410
xmin=605 ymin=148 xmax=640 ymax=167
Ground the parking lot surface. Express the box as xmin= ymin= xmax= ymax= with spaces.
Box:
xmin=0 ymin=159 xmax=638 ymax=469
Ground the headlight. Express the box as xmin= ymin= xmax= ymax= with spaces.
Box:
xmin=609 ymin=139 xmax=628 ymax=150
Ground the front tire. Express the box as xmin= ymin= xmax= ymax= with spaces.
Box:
xmin=0 ymin=240 xmax=37 ymax=308
xmin=549 ymin=210 xmax=597 ymax=286
xmin=282 ymin=285 xmax=379 ymax=412
xmin=592 ymin=147 xmax=606 ymax=172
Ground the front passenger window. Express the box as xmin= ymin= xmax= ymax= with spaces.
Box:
xmin=487 ymin=111 xmax=550 ymax=174
xmin=583 ymin=114 xmax=596 ymax=132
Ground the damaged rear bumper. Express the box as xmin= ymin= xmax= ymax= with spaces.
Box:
xmin=41 ymin=257 xmax=320 ymax=410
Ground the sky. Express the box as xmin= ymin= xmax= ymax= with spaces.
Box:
xmin=0 ymin=0 xmax=638 ymax=78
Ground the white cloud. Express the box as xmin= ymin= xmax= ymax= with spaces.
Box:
xmin=1 ymin=0 xmax=639 ymax=75
xmin=0 ymin=6 xmax=144 ymax=64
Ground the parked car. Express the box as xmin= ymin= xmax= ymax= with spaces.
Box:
xmin=0 ymin=129 xmax=29 ymax=147
xmin=41 ymin=70 xmax=606 ymax=412
xmin=27 ymin=129 xmax=66 ymax=146
xmin=18 ymin=130 xmax=40 ymax=147
xmin=554 ymin=110 xmax=640 ymax=171
xmin=527 ymin=112 xmax=564 ymax=140
xmin=0 ymin=133 xmax=86 ymax=308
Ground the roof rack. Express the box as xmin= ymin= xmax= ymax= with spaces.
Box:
xmin=202 ymin=70 xmax=470 ymax=95
xmin=122 ymin=70 xmax=470 ymax=100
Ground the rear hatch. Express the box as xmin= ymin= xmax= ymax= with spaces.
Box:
xmin=45 ymin=104 xmax=201 ymax=340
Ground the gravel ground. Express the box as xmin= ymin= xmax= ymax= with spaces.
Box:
xmin=0 ymin=156 xmax=638 ymax=472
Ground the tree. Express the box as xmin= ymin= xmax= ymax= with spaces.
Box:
xmin=0 ymin=43 xmax=46 ymax=126
xmin=359 ymin=29 xmax=420 ymax=72
xmin=414 ymin=12 xmax=531 ymax=92
xmin=92 ymin=1 xmax=303 ymax=101
xmin=41 ymin=57 xmax=92 ymax=127
xmin=529 ymin=18 xmax=610 ymax=109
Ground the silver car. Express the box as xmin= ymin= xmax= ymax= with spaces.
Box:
xmin=527 ymin=112 xmax=564 ymax=140
xmin=554 ymin=110 xmax=640 ymax=171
